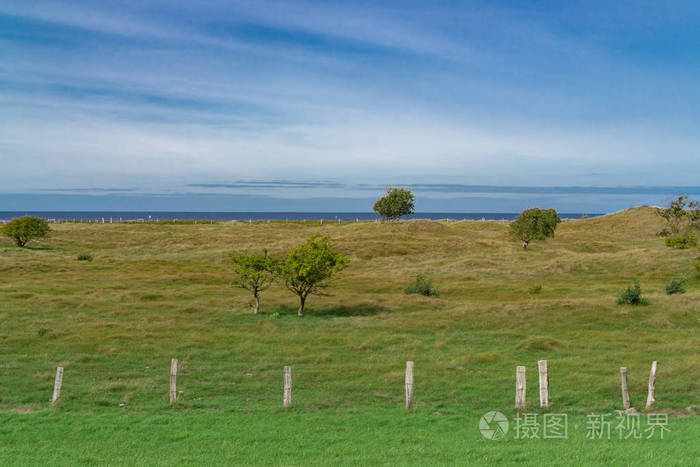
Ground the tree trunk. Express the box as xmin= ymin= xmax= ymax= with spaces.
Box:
xmin=522 ymin=240 xmax=529 ymax=249
xmin=253 ymin=292 xmax=260 ymax=314
xmin=297 ymin=295 xmax=306 ymax=317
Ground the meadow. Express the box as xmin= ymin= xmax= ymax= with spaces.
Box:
xmin=0 ymin=207 xmax=698 ymax=465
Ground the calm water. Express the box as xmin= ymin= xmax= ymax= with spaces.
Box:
xmin=0 ymin=211 xmax=602 ymax=222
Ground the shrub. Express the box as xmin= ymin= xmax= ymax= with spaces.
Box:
xmin=77 ymin=253 xmax=93 ymax=261
xmin=665 ymin=277 xmax=687 ymax=295
xmin=1 ymin=216 xmax=50 ymax=247
xmin=404 ymin=274 xmax=439 ymax=297
xmin=664 ymin=232 xmax=697 ymax=249
xmin=617 ymin=281 xmax=648 ymax=305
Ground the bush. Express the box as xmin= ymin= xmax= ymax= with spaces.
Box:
xmin=617 ymin=281 xmax=648 ymax=305
xmin=77 ymin=253 xmax=93 ymax=261
xmin=665 ymin=277 xmax=687 ymax=295
xmin=665 ymin=232 xmax=697 ymax=249
xmin=404 ymin=274 xmax=439 ymax=297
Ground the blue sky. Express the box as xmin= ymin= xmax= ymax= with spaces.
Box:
xmin=1 ymin=1 xmax=699 ymax=211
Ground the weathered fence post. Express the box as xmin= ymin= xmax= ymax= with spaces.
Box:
xmin=645 ymin=361 xmax=657 ymax=410
xmin=169 ymin=358 xmax=178 ymax=404
xmin=52 ymin=367 xmax=63 ymax=405
xmin=405 ymin=361 xmax=414 ymax=411
xmin=538 ymin=360 xmax=549 ymax=408
xmin=515 ymin=366 xmax=526 ymax=409
xmin=620 ymin=367 xmax=630 ymax=410
xmin=283 ymin=366 xmax=292 ymax=408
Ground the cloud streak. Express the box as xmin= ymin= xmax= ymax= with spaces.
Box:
xmin=1 ymin=0 xmax=699 ymax=208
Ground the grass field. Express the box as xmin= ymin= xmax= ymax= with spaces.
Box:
xmin=0 ymin=207 xmax=698 ymax=465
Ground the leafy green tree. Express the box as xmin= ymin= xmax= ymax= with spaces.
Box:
xmin=510 ymin=208 xmax=561 ymax=249
xmin=373 ymin=187 xmax=415 ymax=221
xmin=657 ymin=195 xmax=700 ymax=248
xmin=230 ymin=249 xmax=279 ymax=314
xmin=280 ymin=235 xmax=349 ymax=317
xmin=1 ymin=216 xmax=50 ymax=247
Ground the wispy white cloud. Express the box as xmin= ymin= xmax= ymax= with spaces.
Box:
xmin=1 ymin=0 xmax=699 ymax=204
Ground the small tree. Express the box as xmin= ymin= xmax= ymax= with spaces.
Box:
xmin=230 ymin=249 xmax=278 ymax=314
xmin=373 ymin=187 xmax=415 ymax=221
xmin=1 ymin=216 xmax=50 ymax=247
xmin=510 ymin=208 xmax=561 ymax=249
xmin=280 ymin=235 xmax=349 ymax=317
xmin=658 ymin=195 xmax=700 ymax=248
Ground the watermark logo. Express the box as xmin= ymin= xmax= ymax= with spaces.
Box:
xmin=477 ymin=411 xmax=669 ymax=441
xmin=479 ymin=411 xmax=509 ymax=440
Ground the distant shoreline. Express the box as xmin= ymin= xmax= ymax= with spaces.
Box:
xmin=0 ymin=211 xmax=603 ymax=222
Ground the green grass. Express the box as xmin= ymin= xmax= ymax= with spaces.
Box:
xmin=0 ymin=207 xmax=698 ymax=465
xmin=1 ymin=411 xmax=697 ymax=465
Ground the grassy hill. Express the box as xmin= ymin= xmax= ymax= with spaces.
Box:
xmin=0 ymin=207 xmax=698 ymax=464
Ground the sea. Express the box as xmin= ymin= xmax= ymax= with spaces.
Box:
xmin=0 ymin=212 xmax=602 ymax=222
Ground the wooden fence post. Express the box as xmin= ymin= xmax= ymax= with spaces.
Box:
xmin=645 ymin=361 xmax=657 ymax=410
xmin=169 ymin=358 xmax=178 ymax=404
xmin=515 ymin=366 xmax=526 ymax=409
xmin=620 ymin=367 xmax=630 ymax=410
xmin=538 ymin=360 xmax=549 ymax=408
xmin=52 ymin=367 xmax=63 ymax=405
xmin=405 ymin=361 xmax=414 ymax=411
xmin=283 ymin=366 xmax=292 ymax=408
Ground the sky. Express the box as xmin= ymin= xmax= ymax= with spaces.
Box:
xmin=1 ymin=0 xmax=699 ymax=212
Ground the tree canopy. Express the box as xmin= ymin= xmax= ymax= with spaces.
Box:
xmin=510 ymin=208 xmax=561 ymax=249
xmin=657 ymin=196 xmax=699 ymax=249
xmin=280 ymin=235 xmax=349 ymax=316
xmin=1 ymin=216 xmax=50 ymax=247
xmin=230 ymin=249 xmax=279 ymax=314
xmin=373 ymin=187 xmax=415 ymax=221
